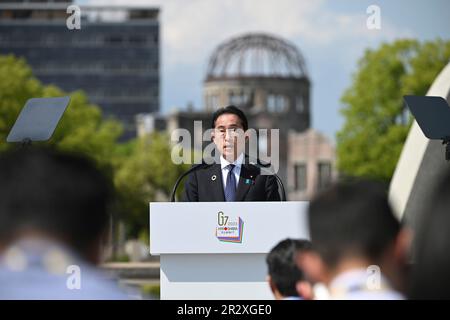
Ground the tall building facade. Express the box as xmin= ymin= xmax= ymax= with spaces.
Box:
xmin=0 ymin=0 xmax=160 ymax=139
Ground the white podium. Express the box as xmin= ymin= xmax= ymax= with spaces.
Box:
xmin=149 ymin=201 xmax=309 ymax=300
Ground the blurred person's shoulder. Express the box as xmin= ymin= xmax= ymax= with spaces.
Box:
xmin=338 ymin=290 xmax=404 ymax=300
xmin=329 ymin=269 xmax=404 ymax=301
xmin=0 ymin=238 xmax=130 ymax=300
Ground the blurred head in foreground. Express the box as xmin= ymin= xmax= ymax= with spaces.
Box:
xmin=0 ymin=147 xmax=111 ymax=263
xmin=301 ymin=179 xmax=410 ymax=300
xmin=266 ymin=238 xmax=314 ymax=300
xmin=0 ymin=147 xmax=126 ymax=299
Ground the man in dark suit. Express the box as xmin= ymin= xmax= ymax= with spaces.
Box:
xmin=183 ymin=105 xmax=280 ymax=202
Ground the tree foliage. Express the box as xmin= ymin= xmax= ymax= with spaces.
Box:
xmin=114 ymin=133 xmax=189 ymax=236
xmin=0 ymin=54 xmax=123 ymax=175
xmin=337 ymin=39 xmax=450 ymax=182
xmin=0 ymin=54 xmax=188 ymax=239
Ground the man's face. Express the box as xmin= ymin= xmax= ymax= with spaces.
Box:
xmin=212 ymin=113 xmax=247 ymax=162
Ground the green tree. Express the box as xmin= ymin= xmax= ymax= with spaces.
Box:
xmin=0 ymin=54 xmax=123 ymax=174
xmin=337 ymin=39 xmax=450 ymax=182
xmin=0 ymin=55 xmax=42 ymax=151
xmin=0 ymin=54 xmax=191 ymax=247
xmin=114 ymin=133 xmax=189 ymax=236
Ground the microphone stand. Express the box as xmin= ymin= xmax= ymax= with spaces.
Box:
xmin=253 ymin=158 xmax=287 ymax=201
xmin=170 ymin=162 xmax=207 ymax=202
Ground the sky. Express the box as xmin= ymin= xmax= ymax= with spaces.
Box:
xmin=78 ymin=0 xmax=450 ymax=141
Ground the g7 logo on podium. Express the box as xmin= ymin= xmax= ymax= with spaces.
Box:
xmin=216 ymin=211 xmax=244 ymax=243
xmin=218 ymin=211 xmax=229 ymax=226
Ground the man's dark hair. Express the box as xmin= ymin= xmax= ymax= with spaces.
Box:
xmin=409 ymin=169 xmax=450 ymax=299
xmin=308 ymin=179 xmax=400 ymax=268
xmin=211 ymin=105 xmax=248 ymax=131
xmin=266 ymin=238 xmax=311 ymax=297
xmin=0 ymin=147 xmax=113 ymax=255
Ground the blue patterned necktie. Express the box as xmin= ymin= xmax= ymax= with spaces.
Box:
xmin=224 ymin=164 xmax=236 ymax=202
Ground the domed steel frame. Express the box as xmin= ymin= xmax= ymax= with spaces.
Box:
xmin=206 ymin=33 xmax=308 ymax=79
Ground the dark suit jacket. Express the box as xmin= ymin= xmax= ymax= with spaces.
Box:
xmin=182 ymin=163 xmax=280 ymax=201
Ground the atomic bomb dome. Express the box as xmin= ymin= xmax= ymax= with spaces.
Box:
xmin=206 ymin=33 xmax=308 ymax=79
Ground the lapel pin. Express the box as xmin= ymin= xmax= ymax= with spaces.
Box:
xmin=211 ymin=175 xmax=217 ymax=181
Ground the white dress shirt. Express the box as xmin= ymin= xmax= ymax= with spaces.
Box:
xmin=220 ymin=153 xmax=244 ymax=191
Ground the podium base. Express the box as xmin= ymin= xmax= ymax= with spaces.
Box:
xmin=160 ymin=253 xmax=273 ymax=300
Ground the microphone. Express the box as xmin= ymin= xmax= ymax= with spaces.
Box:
xmin=170 ymin=162 xmax=207 ymax=202
xmin=250 ymin=156 xmax=287 ymax=202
